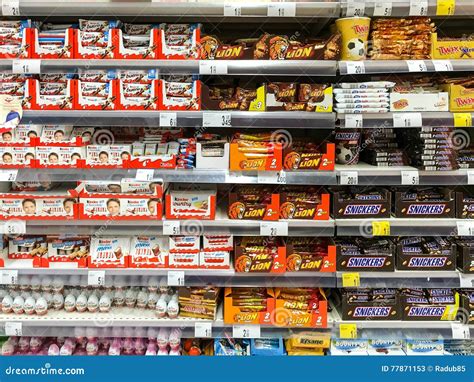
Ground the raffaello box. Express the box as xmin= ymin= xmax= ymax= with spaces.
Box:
xmin=129 ymin=236 xmax=168 ymax=268
xmin=74 ymin=180 xmax=163 ymax=220
xmin=168 ymin=235 xmax=200 ymax=268
xmin=89 ymin=236 xmax=130 ymax=268
xmin=46 ymin=236 xmax=89 ymax=268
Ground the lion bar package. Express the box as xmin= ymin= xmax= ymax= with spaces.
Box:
xmin=334 ymin=82 xmax=394 ymax=114
xmin=279 ymin=186 xmax=330 ymax=220
xmin=234 ymin=237 xmax=286 ymax=273
xmin=285 ymin=237 xmax=336 ymax=272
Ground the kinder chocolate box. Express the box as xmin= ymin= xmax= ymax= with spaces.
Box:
xmin=200 ymin=235 xmax=232 ymax=269
xmin=129 ymin=236 xmax=168 ymax=268
xmin=0 ymin=146 xmax=35 ymax=166
xmin=89 ymin=237 xmax=130 ymax=268
xmin=46 ymin=236 xmax=89 ymax=268
xmin=35 ymin=146 xmax=85 ymax=167
xmin=8 ymin=235 xmax=48 ymax=260
xmin=165 ymin=186 xmax=216 ymax=220
xmin=168 ymin=235 xmax=200 ymax=268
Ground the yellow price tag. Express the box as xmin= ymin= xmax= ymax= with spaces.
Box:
xmin=339 ymin=324 xmax=357 ymax=339
xmin=372 ymin=221 xmax=390 ymax=236
xmin=436 ymin=0 xmax=455 ymax=15
xmin=453 ymin=113 xmax=472 ymax=127
xmin=441 ymin=293 xmax=460 ymax=320
xmin=342 ymin=273 xmax=360 ymax=287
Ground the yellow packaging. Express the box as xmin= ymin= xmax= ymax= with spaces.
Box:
xmin=431 ymin=33 xmax=474 ymax=59
xmin=335 ymin=17 xmax=371 ymax=61
xmin=442 ymin=83 xmax=474 ymax=112
xmin=286 ymin=349 xmax=325 ymax=356
xmin=286 ymin=333 xmax=331 ymax=349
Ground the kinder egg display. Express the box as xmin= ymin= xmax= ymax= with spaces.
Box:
xmin=87 ymin=294 xmax=99 ymax=313
xmin=34 ymin=297 xmax=48 ymax=316
xmin=75 ymin=293 xmax=87 ymax=312
xmin=99 ymin=294 xmax=111 ymax=313
xmin=64 ymin=293 xmax=76 ymax=312
xmin=53 ymin=293 xmax=64 ymax=310
xmin=2 ymin=295 xmax=13 ymax=313
xmin=12 ymin=295 xmax=25 ymax=314
xmin=23 ymin=296 xmax=36 ymax=315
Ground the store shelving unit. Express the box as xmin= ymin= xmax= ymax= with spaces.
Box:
xmin=339 ymin=59 xmax=474 ymax=74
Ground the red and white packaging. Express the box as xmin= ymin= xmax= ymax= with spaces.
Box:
xmin=116 ymin=28 xmax=159 ymax=59
xmin=165 ymin=185 xmax=216 ymax=220
xmin=31 ymin=28 xmax=74 ymax=59
xmin=85 ymin=144 xmax=131 ymax=168
xmin=8 ymin=235 xmax=48 ymax=265
xmin=168 ymin=235 xmax=200 ymax=268
xmin=0 ymin=26 xmax=31 ymax=59
xmin=76 ymin=79 xmax=118 ymax=110
xmin=200 ymin=235 xmax=233 ymax=269
xmin=158 ymin=23 xmax=200 ymax=59
xmin=46 ymin=236 xmax=89 ymax=268
xmin=0 ymin=146 xmax=35 ymax=167
xmin=75 ymin=29 xmax=117 ymax=59
xmin=129 ymin=236 xmax=168 ymax=268
xmin=89 ymin=237 xmax=130 ymax=268
xmin=157 ymin=79 xmax=201 ymax=111
xmin=35 ymin=146 xmax=85 ymax=168
xmin=29 ymin=78 xmax=76 ymax=110
xmin=118 ymin=80 xmax=159 ymax=110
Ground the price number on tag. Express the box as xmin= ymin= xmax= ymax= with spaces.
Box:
xmin=233 ymin=325 xmax=260 ymax=338
xmin=267 ymin=3 xmax=296 ymax=17
xmin=202 ymin=113 xmax=232 ymax=127
xmin=167 ymin=271 xmax=185 ymax=286
xmin=224 ymin=4 xmax=241 ymax=16
xmin=199 ymin=61 xmax=228 ymax=75
xmin=401 ymin=171 xmax=419 ymax=185
xmin=160 ymin=112 xmax=177 ymax=127
xmin=340 ymin=171 xmax=358 ymax=185
xmin=163 ymin=221 xmax=180 ymax=235
xmin=88 ymin=271 xmax=105 ymax=286
xmin=195 ymin=322 xmax=212 ymax=338
xmin=260 ymin=222 xmax=288 ymax=237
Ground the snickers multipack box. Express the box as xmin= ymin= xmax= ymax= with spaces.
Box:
xmin=456 ymin=238 xmax=474 ymax=273
xmin=394 ymin=187 xmax=455 ymax=218
xmin=456 ymin=191 xmax=474 ymax=218
xmin=395 ymin=237 xmax=456 ymax=271
xmin=460 ymin=289 xmax=474 ymax=325
xmin=400 ymin=288 xmax=460 ymax=321
xmin=332 ymin=187 xmax=391 ymax=219
xmin=341 ymin=289 xmax=401 ymax=321
xmin=336 ymin=238 xmax=395 ymax=272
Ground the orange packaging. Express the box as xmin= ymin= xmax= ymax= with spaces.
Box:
xmin=224 ymin=287 xmax=275 ymax=325
xmin=234 ymin=237 xmax=286 ymax=273
xmin=283 ymin=143 xmax=335 ymax=171
xmin=228 ymin=186 xmax=279 ymax=221
xmin=279 ymin=187 xmax=330 ymax=220
xmin=273 ymin=288 xmax=328 ymax=328
xmin=285 ymin=238 xmax=336 ymax=273
xmin=230 ymin=140 xmax=282 ymax=171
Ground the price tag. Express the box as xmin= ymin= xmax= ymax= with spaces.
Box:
xmin=88 ymin=271 xmax=105 ymax=286
xmin=2 ymin=0 xmax=19 ymax=16
xmin=257 ymin=171 xmax=286 ymax=184
xmin=339 ymin=324 xmax=357 ymax=339
xmin=372 ymin=221 xmax=390 ymax=236
xmin=344 ymin=61 xmax=365 ymax=75
xmin=451 ymin=323 xmax=470 ymax=339
xmin=194 ymin=322 xmax=212 ymax=338
xmin=2 ymin=220 xmax=26 ymax=235
xmin=437 ymin=0 xmax=455 ymax=15
xmin=159 ymin=112 xmax=177 ymax=127
xmin=5 ymin=322 xmax=22 ymax=336
xmin=401 ymin=170 xmax=419 ymax=185
xmin=267 ymin=3 xmax=296 ymax=17
xmin=456 ymin=221 xmax=474 ymax=236
xmin=344 ymin=114 xmax=363 ymax=128
xmin=1 ymin=270 xmax=18 ymax=285
xmin=167 ymin=270 xmax=185 ymax=286
xmin=373 ymin=1 xmax=393 ymax=16
xmin=346 ymin=1 xmax=365 ymax=16
xmin=453 ymin=113 xmax=472 ymax=127
xmin=233 ymin=325 xmax=260 ymax=338
xmin=409 ymin=0 xmax=428 ymax=15
xmin=468 ymin=170 xmax=474 ymax=185
xmin=342 ymin=273 xmax=360 ymax=287
xmin=199 ymin=61 xmax=228 ymax=75
xmin=406 ymin=60 xmax=428 ymax=72
xmin=393 ymin=113 xmax=423 ymax=127
xmin=12 ymin=59 xmax=41 ymax=74
xmin=432 ymin=60 xmax=454 ymax=72
xmin=224 ymin=4 xmax=241 ymax=16
xmin=340 ymin=171 xmax=358 ymax=185
xmin=135 ymin=169 xmax=154 ymax=181
xmin=260 ymin=221 xmax=288 ymax=236
xmin=202 ymin=112 xmax=232 ymax=127
xmin=459 ymin=273 xmax=474 ymax=288
xmin=163 ymin=221 xmax=181 ymax=235
xmin=0 ymin=169 xmax=18 ymax=181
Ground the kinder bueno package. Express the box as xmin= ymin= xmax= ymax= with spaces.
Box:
xmin=396 ymin=237 xmax=456 ymax=271
xmin=129 ymin=236 xmax=168 ymax=268
xmin=29 ymin=74 xmax=76 ymax=110
xmin=394 ymin=187 xmax=455 ymax=218
xmin=0 ymin=146 xmax=35 ymax=167
xmin=168 ymin=235 xmax=200 ymax=268
xmin=158 ymin=23 xmax=200 ymax=59
xmin=47 ymin=236 xmax=89 ymax=268
xmin=89 ymin=236 xmax=130 ymax=268
xmin=341 ymin=289 xmax=401 ymax=321
xmin=331 ymin=187 xmax=391 ymax=219
xmin=118 ymin=80 xmax=159 ymax=110
xmin=336 ymin=237 xmax=395 ymax=272
xmin=200 ymin=235 xmax=232 ymax=269
xmin=75 ymin=180 xmax=163 ymax=220
xmin=165 ymin=184 xmax=216 ymax=220
xmin=158 ymin=79 xmax=200 ymax=111
xmin=75 ymin=19 xmax=120 ymax=59
xmin=0 ymin=191 xmax=77 ymax=219
xmin=8 ymin=235 xmax=48 ymax=260
xmin=31 ymin=25 xmax=75 ymax=59
xmin=0 ymin=20 xmax=31 ymax=59
xmin=76 ymin=70 xmax=118 ymax=110
xmin=116 ymin=26 xmax=159 ymax=59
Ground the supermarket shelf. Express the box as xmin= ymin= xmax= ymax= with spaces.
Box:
xmin=341 ymin=0 xmax=474 ymax=17
xmin=339 ymin=60 xmax=474 ymax=75
xmin=18 ymin=1 xmax=341 ymax=18
xmin=21 ymin=110 xmax=336 ymax=128
xmin=336 ymin=163 xmax=471 ymax=185
xmin=335 ymin=218 xmax=461 ymax=236
xmin=23 ymin=218 xmax=336 ymax=237
xmin=6 ymin=268 xmax=337 ymax=288
xmin=9 ymin=168 xmax=337 ymax=185
xmin=337 ymin=112 xmax=473 ymax=128
xmin=336 ymin=270 xmax=463 ymax=288
xmin=0 ymin=59 xmax=337 ymax=76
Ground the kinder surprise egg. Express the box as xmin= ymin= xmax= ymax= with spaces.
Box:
xmin=52 ymin=276 xmax=64 ymax=292
xmin=87 ymin=294 xmax=99 ymax=313
xmin=41 ymin=276 xmax=53 ymax=292
xmin=125 ymin=289 xmax=137 ymax=308
xmin=136 ymin=290 xmax=148 ymax=309
xmin=60 ymin=343 xmax=73 ymax=356
xmin=86 ymin=340 xmax=99 ymax=356
xmin=31 ymin=276 xmax=41 ymax=291
xmin=24 ymin=296 xmax=36 ymax=315
xmin=42 ymin=292 xmax=53 ymax=308
xmin=157 ymin=347 xmax=169 ymax=356
xmin=114 ymin=288 xmax=125 ymax=307
xmin=166 ymin=298 xmax=179 ymax=319
xmin=18 ymin=337 xmax=30 ymax=352
xmin=147 ymin=291 xmax=159 ymax=309
xmin=35 ymin=297 xmax=48 ymax=316
xmin=12 ymin=295 xmax=25 ymax=314
xmin=134 ymin=338 xmax=146 ymax=355
xmin=99 ymin=294 xmax=111 ymax=313
xmin=1 ymin=341 xmax=15 ymax=355
xmin=0 ymin=288 xmax=7 ymax=299
xmin=169 ymin=348 xmax=181 ymax=356
xmin=53 ymin=293 xmax=64 ymax=310
xmin=155 ymin=296 xmax=167 ymax=317
xmin=64 ymin=293 xmax=76 ymax=312
xmin=145 ymin=343 xmax=157 ymax=356
xmin=75 ymin=293 xmax=88 ymax=312
xmin=2 ymin=295 xmax=13 ymax=313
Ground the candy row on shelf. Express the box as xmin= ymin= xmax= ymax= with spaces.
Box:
xmin=4 ymin=336 xmax=471 ymax=356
